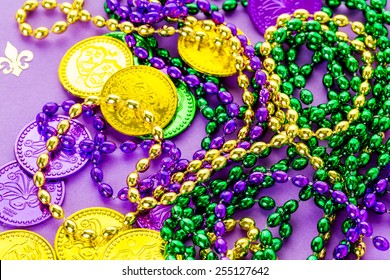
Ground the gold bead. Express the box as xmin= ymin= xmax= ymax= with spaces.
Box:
xmin=298 ymin=128 xmax=313 ymax=140
xmin=333 ymin=14 xmax=349 ymax=26
xmin=201 ymin=19 xmax=215 ymax=31
xmin=149 ymin=144 xmax=162 ymax=159
xmin=152 ymin=126 xmax=164 ymax=141
xmin=72 ymin=0 xmax=84 ymax=10
xmin=264 ymin=26 xmax=277 ymax=41
xmin=235 ymin=238 xmax=250 ymax=250
xmin=313 ymin=11 xmax=330 ymax=23
xmin=351 ymin=21 xmax=365 ymax=34
xmin=138 ymin=24 xmax=155 ymax=37
xmin=69 ymin=103 xmax=82 ymax=118
xmin=60 ymin=2 xmax=72 ymax=14
xmin=239 ymin=217 xmax=256 ymax=230
xmin=276 ymin=13 xmax=291 ymax=27
xmin=171 ymin=172 xmax=185 ymax=183
xmin=49 ymin=204 xmax=64 ymax=219
xmin=205 ymin=232 xmax=216 ymax=245
xmin=217 ymin=25 xmax=232 ymax=38
xmin=160 ymin=192 xmax=178 ymax=205
xmin=38 ymin=189 xmax=51 ymax=204
xmin=351 ymin=39 xmax=365 ymax=51
xmin=196 ymin=168 xmax=211 ymax=182
xmin=362 ymin=51 xmax=374 ymax=64
xmin=364 ymin=35 xmax=376 ymax=49
xmin=138 ymin=197 xmax=158 ymax=211
xmin=92 ymin=15 xmax=106 ymax=28
xmin=126 ymin=172 xmax=139 ymax=187
xmin=136 ymin=158 xmax=150 ymax=172
xmin=106 ymin=18 xmax=118 ymax=31
xmin=260 ymin=42 xmax=272 ymax=56
xmin=33 ymin=171 xmax=46 ymax=187
xmin=229 ymin=37 xmax=241 ymax=52
xmin=238 ymin=126 xmax=249 ymax=140
xmin=16 ymin=9 xmax=27 ymax=23
xmin=67 ymin=9 xmax=79 ymax=24
xmin=244 ymin=109 xmax=255 ymax=125
xmin=23 ymin=0 xmax=39 ymax=11
xmin=247 ymin=228 xmax=260 ymax=242
xmin=128 ymin=187 xmax=140 ymax=203
xmin=274 ymin=93 xmax=290 ymax=108
xmin=212 ymin=156 xmax=227 ymax=170
xmin=81 ymin=229 xmax=97 ymax=241
xmin=199 ymin=249 xmax=211 ymax=260
xmin=321 ymin=25 xmax=329 ymax=31
xmin=268 ymin=117 xmax=281 ymax=131
xmin=310 ymin=156 xmax=324 ymax=170
xmin=204 ymin=149 xmax=220 ymax=162
xmin=295 ymin=142 xmax=310 ymax=156
xmin=51 ymin=21 xmax=68 ymax=34
xmin=243 ymin=90 xmax=254 ymax=106
xmin=275 ymin=110 xmax=286 ymax=123
xmin=348 ymin=109 xmax=360 ymax=122
xmin=359 ymin=81 xmax=370 ymax=94
xmin=270 ymin=134 xmax=288 ymax=148
xmin=334 ymin=121 xmax=349 ymax=133
xmin=102 ymin=226 xmax=118 ymax=239
xmin=46 ymin=136 xmax=59 ymax=151
xmin=222 ymin=140 xmax=237 ymax=153
xmin=286 ymin=109 xmax=298 ymax=123
xmin=249 ymin=243 xmax=262 ymax=253
xmin=267 ymin=102 xmax=275 ymax=115
xmin=63 ymin=219 xmax=77 ymax=234
xmin=293 ymin=9 xmax=309 ymax=20
xmin=336 ymin=31 xmax=349 ymax=41
xmin=119 ymin=21 xmax=134 ymax=33
xmin=270 ymin=73 xmax=282 ymax=85
xmin=238 ymin=74 xmax=249 ymax=88
xmin=286 ymin=124 xmax=299 ymax=139
xmin=153 ymin=185 xmax=165 ymax=200
xmin=33 ymin=27 xmax=49 ymax=39
xmin=230 ymin=148 xmax=247 ymax=161
xmin=57 ymin=120 xmax=70 ymax=135
xmin=321 ymin=231 xmax=331 ymax=242
xmin=328 ymin=170 xmax=342 ymax=183
xmin=42 ymin=0 xmax=57 ymax=10
xmin=250 ymin=142 xmax=268 ymax=155
xmin=223 ymin=218 xmax=236 ymax=231
xmin=143 ymin=110 xmax=154 ymax=123
xmin=123 ymin=212 xmax=138 ymax=226
xmin=187 ymin=160 xmax=203 ymax=173
xmin=79 ymin=9 xmax=91 ymax=22
xmin=84 ymin=96 xmax=100 ymax=106
xmin=36 ymin=153 xmax=49 ymax=169
xmin=263 ymin=58 xmax=276 ymax=72
xmin=354 ymin=242 xmax=366 ymax=258
xmin=362 ymin=65 xmax=373 ymax=79
xmin=316 ymin=128 xmax=333 ymax=140
xmin=180 ymin=181 xmax=195 ymax=194
xmin=317 ymin=248 xmax=326 ymax=259
xmin=159 ymin=25 xmax=176 ymax=36
xmin=226 ymin=250 xmax=235 ymax=260
xmin=354 ymin=95 xmax=366 ymax=108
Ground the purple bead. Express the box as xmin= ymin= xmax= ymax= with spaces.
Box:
xmin=169 ymin=147 xmax=181 ymax=160
xmin=159 ymin=171 xmax=171 ymax=186
xmin=244 ymin=45 xmax=255 ymax=57
xmin=167 ymin=66 xmax=182 ymax=79
xmin=233 ymin=180 xmax=247 ymax=193
xmin=214 ymin=221 xmax=226 ymax=237
xmin=313 ymin=181 xmax=329 ymax=194
xmin=218 ymin=91 xmax=233 ymax=104
xmin=60 ymin=135 xmax=76 ymax=150
xmin=215 ymin=204 xmax=226 ymax=219
xmin=255 ymin=70 xmax=267 ymax=85
xmin=237 ymin=141 xmax=251 ymax=150
xmin=346 ymin=204 xmax=360 ymax=219
xmin=249 ymin=172 xmax=264 ymax=184
xmin=82 ymin=105 xmax=94 ymax=117
xmin=117 ymin=187 xmax=129 ymax=201
xmin=43 ymin=126 xmax=57 ymax=139
xmin=256 ymin=107 xmax=269 ymax=122
xmin=358 ymin=221 xmax=373 ymax=237
xmin=184 ymin=75 xmax=200 ymax=87
xmin=125 ymin=34 xmax=136 ymax=48
xmin=210 ymin=137 xmax=224 ymax=149
xmin=91 ymin=167 xmax=103 ymax=182
xmin=175 ymin=159 xmax=189 ymax=171
xmin=226 ymin=103 xmax=240 ymax=117
xmin=197 ymin=0 xmax=210 ymax=12
xmin=141 ymin=139 xmax=154 ymax=151
xmin=331 ymin=190 xmax=347 ymax=204
xmin=98 ymin=183 xmax=113 ymax=198
xmin=237 ymin=35 xmax=248 ymax=47
xmin=79 ymin=139 xmax=95 ymax=153
xmin=292 ymin=175 xmax=309 ymax=187
xmin=36 ymin=112 xmax=48 ymax=126
xmin=148 ymin=2 xmax=162 ymax=12
xmin=179 ymin=5 xmax=188 ymax=17
xmin=118 ymin=6 xmax=131 ymax=18
xmin=272 ymin=171 xmax=288 ymax=183
xmin=107 ymin=0 xmax=119 ymax=10
xmin=169 ymin=182 xmax=181 ymax=193
xmin=162 ymin=3 xmax=178 ymax=16
xmin=139 ymin=178 xmax=156 ymax=192
xmin=364 ymin=193 xmax=376 ymax=208
xmin=214 ymin=237 xmax=227 ymax=254
xmin=220 ymin=191 xmax=233 ymax=204
xmin=373 ymin=201 xmax=386 ymax=214
xmin=93 ymin=116 xmax=106 ymax=130
xmin=204 ymin=82 xmax=218 ymax=95
xmin=193 ymin=149 xmax=206 ymax=160
xmin=130 ymin=11 xmax=143 ymax=23
xmin=91 ymin=150 xmax=102 ymax=164
xmin=373 ymin=236 xmax=390 ymax=251
xmin=150 ymin=57 xmax=165 ymax=69
xmin=101 ymin=141 xmax=117 ymax=154
xmin=249 ymin=126 xmax=263 ymax=140
xmin=250 ymin=56 xmax=261 ymax=71
xmin=333 ymin=244 xmax=349 ymax=259
xmin=346 ymin=228 xmax=359 ymax=243
xmin=120 ymin=140 xmax=137 ymax=153
xmin=358 ymin=209 xmax=368 ymax=222
xmin=161 ymin=157 xmax=174 ymax=169
xmin=145 ymin=12 xmax=161 ymax=23
xmin=162 ymin=140 xmax=175 ymax=152
xmin=226 ymin=23 xmax=237 ymax=35
xmin=94 ymin=132 xmax=106 ymax=146
xmin=211 ymin=11 xmax=224 ymax=24
xmin=375 ymin=179 xmax=387 ymax=193
xmin=61 ymin=100 xmax=76 ymax=112
xmin=223 ymin=119 xmax=237 ymax=135
xmin=134 ymin=47 xmax=149 ymax=59
xmin=42 ymin=102 xmax=59 ymax=115
xmin=259 ymin=89 xmax=270 ymax=104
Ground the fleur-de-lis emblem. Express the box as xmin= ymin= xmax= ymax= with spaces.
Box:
xmin=0 ymin=42 xmax=33 ymax=77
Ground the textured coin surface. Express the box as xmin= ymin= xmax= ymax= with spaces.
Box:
xmin=0 ymin=161 xmax=65 ymax=227
xmin=59 ymin=36 xmax=133 ymax=98
xmin=55 ymin=207 xmax=124 ymax=260
xmin=178 ymin=21 xmax=238 ymax=77
xmin=100 ymin=65 xmax=177 ymax=136
xmin=15 ymin=115 xmax=91 ymax=179
xmin=103 ymin=229 xmax=166 ymax=260
xmin=248 ymin=0 xmax=322 ymax=34
xmin=0 ymin=230 xmax=56 ymax=260
xmin=136 ymin=205 xmax=172 ymax=230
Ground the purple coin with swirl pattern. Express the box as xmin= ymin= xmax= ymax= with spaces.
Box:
xmin=247 ymin=0 xmax=322 ymax=34
xmin=137 ymin=205 xmax=172 ymax=230
xmin=0 ymin=161 xmax=65 ymax=227
xmin=15 ymin=115 xmax=91 ymax=179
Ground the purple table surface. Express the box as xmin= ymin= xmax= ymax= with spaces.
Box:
xmin=0 ymin=0 xmax=389 ymax=260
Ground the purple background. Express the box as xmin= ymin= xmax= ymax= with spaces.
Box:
xmin=0 ymin=0 xmax=389 ymax=259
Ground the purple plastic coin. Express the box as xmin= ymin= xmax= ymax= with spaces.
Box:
xmin=0 ymin=161 xmax=65 ymax=227
xmin=247 ymin=0 xmax=322 ymax=34
xmin=136 ymin=205 xmax=172 ymax=230
xmin=15 ymin=115 xmax=91 ymax=179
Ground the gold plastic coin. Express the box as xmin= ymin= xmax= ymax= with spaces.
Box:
xmin=59 ymin=36 xmax=133 ymax=98
xmin=102 ymin=229 xmax=166 ymax=260
xmin=100 ymin=65 xmax=177 ymax=136
xmin=54 ymin=207 xmax=124 ymax=260
xmin=0 ymin=230 xmax=56 ymax=260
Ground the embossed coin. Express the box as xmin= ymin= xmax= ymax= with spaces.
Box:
xmin=55 ymin=207 xmax=124 ymax=260
xmin=59 ymin=36 xmax=133 ymax=98
xmin=0 ymin=161 xmax=65 ymax=227
xmin=137 ymin=205 xmax=172 ymax=230
xmin=248 ymin=0 xmax=322 ymax=34
xmin=100 ymin=65 xmax=177 ymax=136
xmin=178 ymin=21 xmax=239 ymax=77
xmin=15 ymin=115 xmax=91 ymax=179
xmin=103 ymin=229 xmax=166 ymax=260
xmin=0 ymin=230 xmax=56 ymax=260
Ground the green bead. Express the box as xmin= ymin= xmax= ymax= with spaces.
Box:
xmin=183 ymin=207 xmax=194 ymax=218
xmin=176 ymin=196 xmax=190 ymax=207
xmin=311 ymin=236 xmax=324 ymax=252
xmin=290 ymin=98 xmax=302 ymax=112
xmin=308 ymin=31 xmax=322 ymax=45
xmin=210 ymin=4 xmax=219 ymax=11
xmin=226 ymin=205 xmax=235 ymax=217
xmin=299 ymin=186 xmax=313 ymax=201
xmin=292 ymin=157 xmax=309 ymax=170
xmin=287 ymin=18 xmax=303 ymax=31
xmin=337 ymin=76 xmax=350 ymax=90
xmin=346 ymin=155 xmax=358 ymax=170
xmin=192 ymin=185 xmax=206 ymax=197
xmin=174 ymin=229 xmax=187 ymax=241
xmin=264 ymin=248 xmax=277 ymax=260
xmin=157 ymin=48 xmax=169 ymax=58
xmin=201 ymin=137 xmax=210 ymax=150
xmin=170 ymin=240 xmax=185 ymax=254
xmin=324 ymin=30 xmax=337 ymax=44
xmin=164 ymin=217 xmax=178 ymax=229
xmin=347 ymin=138 xmax=360 ymax=154
xmin=222 ymin=0 xmax=238 ymax=12
xmin=312 ymin=51 xmax=323 ymax=63
xmin=205 ymin=204 xmax=216 ymax=216
xmin=245 ymin=185 xmax=259 ymax=197
xmin=206 ymin=251 xmax=219 ymax=260
xmin=317 ymin=218 xmax=330 ymax=233
xmin=323 ymin=73 xmax=333 ymax=88
xmin=282 ymin=82 xmax=294 ymax=95
xmin=258 ymin=196 xmax=276 ymax=210
xmin=206 ymin=121 xmax=217 ymax=134
xmin=283 ymin=200 xmax=299 ymax=214
xmin=342 ymin=219 xmax=354 ymax=234
xmin=192 ymin=215 xmax=203 ymax=228
xmin=267 ymin=213 xmax=282 ymax=227
xmin=165 ymin=254 xmax=177 ymax=260
xmin=211 ymin=180 xmax=228 ymax=195
xmin=337 ymin=42 xmax=351 ymax=56
xmin=346 ymin=56 xmax=359 ymax=72
xmin=180 ymin=218 xmax=195 ymax=233
xmin=324 ymin=199 xmax=336 ymax=215
xmin=289 ymin=63 xmax=299 ymax=75
xmin=366 ymin=167 xmax=380 ymax=181
xmin=186 ymin=3 xmax=199 ymax=14
xmin=300 ymin=64 xmax=313 ymax=77
xmin=271 ymin=162 xmax=289 ymax=172
xmin=346 ymin=176 xmax=358 ymax=191
xmin=243 ymin=153 xmax=257 ymax=168
xmin=262 ymin=175 xmax=275 ymax=188
xmin=300 ymin=89 xmax=313 ymax=105
xmin=206 ymin=214 xmax=217 ymax=229
xmin=272 ymin=46 xmax=285 ymax=62
xmin=295 ymin=32 xmax=307 ymax=45
xmin=252 ymin=165 xmax=267 ymax=173
xmin=310 ymin=108 xmax=325 ymax=122
xmin=276 ymin=65 xmax=288 ymax=79
xmin=252 ymin=250 xmax=265 ymax=260
xmin=196 ymin=195 xmax=211 ymax=207
xmin=287 ymin=48 xmax=297 ymax=62
xmin=274 ymin=27 xmax=287 ymax=43
xmin=322 ymin=46 xmax=334 ymax=61
xmin=378 ymin=153 xmax=390 ymax=167
xmin=161 ymin=226 xmax=173 ymax=241
xmin=314 ymin=194 xmax=326 ymax=209
xmin=306 ymin=20 xmax=321 ymax=31
xmin=327 ymin=155 xmax=340 ymax=168
xmin=330 ymin=63 xmax=343 ymax=77
xmin=321 ymin=6 xmax=333 ymax=16
xmin=279 ymin=222 xmax=293 ymax=238
xmin=287 ymin=146 xmax=298 ymax=157
xmin=350 ymin=76 xmax=361 ymax=91
xmin=260 ymin=229 xmax=273 ymax=246
xmin=254 ymin=42 xmax=262 ymax=56
xmin=228 ymin=166 xmax=245 ymax=181
xmin=297 ymin=116 xmax=309 ymax=127
xmin=171 ymin=205 xmax=183 ymax=218
xmin=193 ymin=234 xmax=210 ymax=249
xmin=241 ymin=0 xmax=248 ymax=7
xmin=202 ymin=107 xmax=215 ymax=120
xmin=294 ymin=75 xmax=306 ymax=88
xmin=307 ymin=255 xmax=318 ymax=260
xmin=240 ymin=197 xmax=255 ymax=209
xmin=185 ymin=246 xmax=196 ymax=258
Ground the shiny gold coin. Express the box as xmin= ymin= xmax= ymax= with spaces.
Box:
xmin=54 ymin=207 xmax=124 ymax=260
xmin=100 ymin=65 xmax=177 ymax=136
xmin=102 ymin=229 xmax=166 ymax=260
xmin=59 ymin=36 xmax=133 ymax=98
xmin=0 ymin=230 xmax=56 ymax=260
xmin=178 ymin=21 xmax=246 ymax=77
